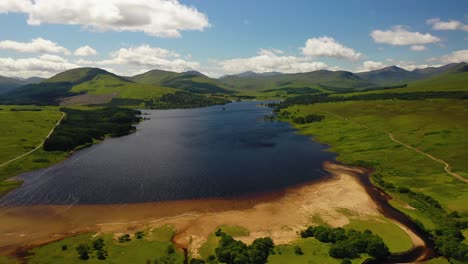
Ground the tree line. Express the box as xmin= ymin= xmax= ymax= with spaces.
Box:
xmin=275 ymin=91 xmax=468 ymax=110
xmin=43 ymin=107 xmax=141 ymax=152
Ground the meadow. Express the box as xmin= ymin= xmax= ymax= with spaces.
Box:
xmin=279 ymin=98 xmax=468 ymax=261
xmin=23 ymin=225 xmax=184 ymax=264
xmin=0 ymin=105 xmax=66 ymax=196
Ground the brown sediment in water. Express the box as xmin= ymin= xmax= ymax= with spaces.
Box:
xmin=0 ymin=161 xmax=432 ymax=263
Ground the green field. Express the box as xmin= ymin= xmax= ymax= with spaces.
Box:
xmin=268 ymin=238 xmax=367 ymax=264
xmin=281 ymin=99 xmax=468 ymax=214
xmin=345 ymin=71 xmax=468 ymax=96
xmin=344 ymin=217 xmax=412 ymax=253
xmin=25 ymin=225 xmax=183 ymax=264
xmin=198 ymin=225 xmax=250 ymax=259
xmin=0 ymin=106 xmax=62 ymax=163
xmin=0 ymin=105 xmax=67 ymax=196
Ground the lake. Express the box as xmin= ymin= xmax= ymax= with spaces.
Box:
xmin=0 ymin=101 xmax=336 ymax=205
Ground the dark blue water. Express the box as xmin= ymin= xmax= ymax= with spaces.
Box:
xmin=0 ymin=102 xmax=335 ymax=205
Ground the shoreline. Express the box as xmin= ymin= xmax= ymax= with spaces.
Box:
xmin=0 ymin=161 xmax=380 ymax=258
xmin=0 ymin=161 xmax=435 ymax=263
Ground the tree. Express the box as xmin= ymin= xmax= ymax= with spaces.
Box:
xmin=76 ymin=243 xmax=90 ymax=260
xmin=92 ymin=238 xmax=105 ymax=250
xmin=294 ymin=245 xmax=303 ymax=255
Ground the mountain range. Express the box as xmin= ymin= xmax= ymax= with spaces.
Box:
xmin=0 ymin=76 xmax=44 ymax=94
xmin=0 ymin=62 xmax=466 ymax=106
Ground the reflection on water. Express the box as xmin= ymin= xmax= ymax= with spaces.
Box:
xmin=0 ymin=101 xmax=335 ymax=205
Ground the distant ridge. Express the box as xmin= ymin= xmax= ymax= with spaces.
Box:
xmin=356 ymin=62 xmax=467 ymax=85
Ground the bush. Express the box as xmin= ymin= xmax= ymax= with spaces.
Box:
xmin=76 ymin=243 xmax=90 ymax=260
xmin=118 ymin=234 xmax=131 ymax=243
xmin=135 ymin=231 xmax=145 ymax=239
xmin=300 ymin=225 xmax=390 ymax=260
xmin=294 ymin=245 xmax=303 ymax=255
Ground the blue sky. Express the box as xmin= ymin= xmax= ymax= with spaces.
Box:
xmin=0 ymin=0 xmax=466 ymax=78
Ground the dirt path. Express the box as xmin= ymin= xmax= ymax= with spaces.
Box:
xmin=323 ymin=111 xmax=467 ymax=184
xmin=0 ymin=112 xmax=65 ymax=168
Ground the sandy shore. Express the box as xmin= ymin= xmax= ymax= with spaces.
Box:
xmin=0 ymin=161 xmax=385 ymax=258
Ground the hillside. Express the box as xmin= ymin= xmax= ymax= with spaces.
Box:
xmin=0 ymin=68 xmax=178 ymax=105
xmin=130 ymin=70 xmax=234 ymax=94
xmin=356 ymin=62 xmax=467 ymax=85
xmin=0 ymin=76 xmax=44 ymax=94
xmin=219 ymin=70 xmax=376 ymax=93
xmin=345 ymin=65 xmax=468 ymax=96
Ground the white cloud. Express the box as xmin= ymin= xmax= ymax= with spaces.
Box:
xmin=357 ymin=60 xmax=386 ymax=72
xmin=219 ymin=48 xmax=328 ymax=74
xmin=0 ymin=0 xmax=210 ymax=38
xmin=74 ymin=45 xmax=98 ymax=56
xmin=96 ymin=45 xmax=199 ymax=72
xmin=431 ymin=50 xmax=468 ymax=64
xmin=410 ymin=45 xmax=427 ymax=51
xmin=0 ymin=54 xmax=79 ymax=78
xmin=301 ymin=36 xmax=362 ymax=60
xmin=426 ymin=18 xmax=468 ymax=32
xmin=0 ymin=38 xmax=70 ymax=54
xmin=371 ymin=26 xmax=441 ymax=46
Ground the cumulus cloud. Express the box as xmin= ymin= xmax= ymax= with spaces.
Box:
xmin=357 ymin=60 xmax=386 ymax=72
xmin=430 ymin=50 xmax=468 ymax=64
xmin=301 ymin=36 xmax=362 ymax=60
xmin=0 ymin=54 xmax=79 ymax=78
xmin=96 ymin=45 xmax=199 ymax=72
xmin=410 ymin=45 xmax=427 ymax=51
xmin=0 ymin=38 xmax=70 ymax=54
xmin=426 ymin=18 xmax=468 ymax=32
xmin=219 ymin=48 xmax=328 ymax=74
xmin=74 ymin=45 xmax=98 ymax=56
xmin=0 ymin=0 xmax=210 ymax=38
xmin=371 ymin=26 xmax=441 ymax=46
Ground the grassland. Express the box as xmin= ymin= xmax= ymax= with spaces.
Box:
xmin=268 ymin=237 xmax=367 ymax=264
xmin=198 ymin=225 xmax=250 ymax=259
xmin=343 ymin=71 xmax=468 ymax=96
xmin=0 ymin=106 xmax=62 ymax=164
xmin=282 ymin=99 xmax=468 ymax=214
xmin=70 ymin=74 xmax=177 ymax=100
xmin=278 ymin=98 xmax=468 ymax=261
xmin=24 ymin=225 xmax=183 ymax=264
xmin=344 ymin=217 xmax=412 ymax=252
xmin=0 ymin=105 xmax=67 ymax=196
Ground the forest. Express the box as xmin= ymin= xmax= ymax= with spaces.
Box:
xmin=43 ymin=107 xmax=141 ymax=151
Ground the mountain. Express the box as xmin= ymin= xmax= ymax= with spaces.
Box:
xmin=356 ymin=66 xmax=416 ymax=85
xmin=220 ymin=71 xmax=283 ymax=79
xmin=219 ymin=70 xmax=375 ymax=92
xmin=130 ymin=70 xmax=234 ymax=94
xmin=0 ymin=76 xmax=24 ymax=93
xmin=357 ymin=62 xmax=468 ymax=85
xmin=0 ymin=76 xmax=45 ymax=94
xmin=0 ymin=68 xmax=177 ymax=105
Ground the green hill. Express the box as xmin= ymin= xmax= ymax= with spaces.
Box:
xmin=219 ymin=70 xmax=376 ymax=93
xmin=345 ymin=65 xmax=468 ymax=96
xmin=0 ymin=75 xmax=44 ymax=94
xmin=356 ymin=62 xmax=467 ymax=85
xmin=0 ymin=68 xmax=178 ymax=105
xmin=130 ymin=70 xmax=234 ymax=94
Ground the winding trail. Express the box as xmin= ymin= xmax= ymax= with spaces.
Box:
xmin=0 ymin=112 xmax=65 ymax=168
xmin=323 ymin=111 xmax=467 ymax=183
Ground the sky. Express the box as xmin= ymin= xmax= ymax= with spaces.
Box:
xmin=0 ymin=0 xmax=466 ymax=78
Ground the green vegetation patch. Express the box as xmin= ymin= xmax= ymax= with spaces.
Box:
xmin=278 ymin=99 xmax=468 ymax=262
xmin=27 ymin=231 xmax=183 ymax=264
xmin=344 ymin=218 xmax=412 ymax=253
xmin=43 ymin=107 xmax=141 ymax=151
xmin=269 ymin=238 xmax=366 ymax=264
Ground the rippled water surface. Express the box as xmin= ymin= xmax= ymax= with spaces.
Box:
xmin=1 ymin=102 xmax=336 ymax=205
